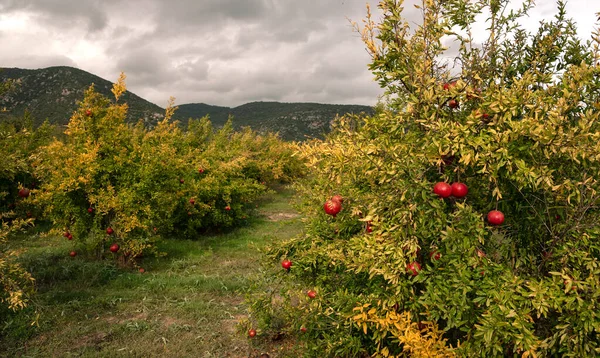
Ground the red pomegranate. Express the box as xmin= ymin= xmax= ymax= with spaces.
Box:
xmin=433 ymin=182 xmax=452 ymax=198
xmin=281 ymin=259 xmax=292 ymax=270
xmin=487 ymin=210 xmax=505 ymax=225
xmin=407 ymin=261 xmax=421 ymax=276
xmin=18 ymin=188 xmax=30 ymax=198
xmin=323 ymin=199 xmax=342 ymax=217
xmin=451 ymin=182 xmax=468 ymax=198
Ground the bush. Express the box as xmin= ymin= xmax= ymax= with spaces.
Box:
xmin=0 ymin=80 xmax=54 ymax=314
xmin=33 ymin=74 xmax=304 ymax=260
xmin=246 ymin=1 xmax=600 ymax=356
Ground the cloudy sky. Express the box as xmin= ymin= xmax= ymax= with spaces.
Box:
xmin=0 ymin=1 xmax=597 ymax=108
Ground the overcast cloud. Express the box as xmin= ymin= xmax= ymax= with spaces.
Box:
xmin=0 ymin=0 xmax=597 ymax=108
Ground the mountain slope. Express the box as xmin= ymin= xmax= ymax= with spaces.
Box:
xmin=0 ymin=66 xmax=374 ymax=141
xmin=0 ymin=66 xmax=165 ymax=127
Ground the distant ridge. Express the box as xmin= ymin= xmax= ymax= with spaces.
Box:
xmin=177 ymin=101 xmax=374 ymax=141
xmin=0 ymin=66 xmax=374 ymax=141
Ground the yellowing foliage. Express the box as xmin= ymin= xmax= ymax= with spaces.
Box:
xmin=0 ymin=113 xmax=51 ymax=313
xmin=0 ymin=219 xmax=35 ymax=311
xmin=33 ymin=76 xmax=303 ymax=260
xmin=352 ymin=303 xmax=455 ymax=358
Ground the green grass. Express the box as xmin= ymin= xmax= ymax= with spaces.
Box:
xmin=0 ymin=187 xmax=303 ymax=358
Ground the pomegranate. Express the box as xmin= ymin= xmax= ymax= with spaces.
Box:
xmin=407 ymin=262 xmax=421 ymax=276
xmin=433 ymin=182 xmax=452 ymax=198
xmin=451 ymin=182 xmax=468 ymax=198
xmin=487 ymin=210 xmax=505 ymax=225
xmin=323 ymin=199 xmax=342 ymax=217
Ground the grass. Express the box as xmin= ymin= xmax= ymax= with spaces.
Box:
xmin=0 ymin=187 xmax=304 ymax=357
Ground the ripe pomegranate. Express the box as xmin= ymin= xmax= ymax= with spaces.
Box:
xmin=487 ymin=210 xmax=505 ymax=225
xmin=109 ymin=243 xmax=120 ymax=253
xmin=448 ymin=99 xmax=459 ymax=109
xmin=477 ymin=249 xmax=486 ymax=258
xmin=429 ymin=251 xmax=441 ymax=260
xmin=406 ymin=262 xmax=421 ymax=276
xmin=307 ymin=290 xmax=317 ymax=299
xmin=198 ymin=168 xmax=204 ymax=174
xmin=451 ymin=182 xmax=468 ymax=198
xmin=69 ymin=251 xmax=77 ymax=257
xmin=300 ymin=326 xmax=307 ymax=333
xmin=366 ymin=222 xmax=373 ymax=233
xmin=443 ymin=81 xmax=457 ymax=90
xmin=106 ymin=227 xmax=114 ymax=235
xmin=248 ymin=328 xmax=257 ymax=338
xmin=63 ymin=231 xmax=70 ymax=238
xmin=67 ymin=233 xmax=73 ymax=240
xmin=225 ymin=206 xmax=231 ymax=211
xmin=85 ymin=109 xmax=92 ymax=116
xmin=87 ymin=207 xmax=93 ymax=213
xmin=18 ymin=188 xmax=30 ymax=198
xmin=433 ymin=182 xmax=452 ymax=198
xmin=189 ymin=198 xmax=195 ymax=205
xmin=179 ymin=178 xmax=184 ymax=184
xmin=331 ymin=194 xmax=344 ymax=204
xmin=281 ymin=259 xmax=292 ymax=270
xmin=323 ymin=199 xmax=342 ymax=217
xmin=139 ymin=268 xmax=145 ymax=273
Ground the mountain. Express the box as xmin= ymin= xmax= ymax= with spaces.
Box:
xmin=0 ymin=66 xmax=165 ymax=128
xmin=0 ymin=66 xmax=374 ymax=141
xmin=177 ymin=101 xmax=373 ymax=141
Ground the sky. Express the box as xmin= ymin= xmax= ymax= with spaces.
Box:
xmin=0 ymin=1 xmax=597 ymax=108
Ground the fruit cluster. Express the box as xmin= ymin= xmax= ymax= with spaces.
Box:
xmin=434 ymin=182 xmax=504 ymax=225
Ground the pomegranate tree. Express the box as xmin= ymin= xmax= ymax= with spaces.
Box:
xmin=247 ymin=1 xmax=600 ymax=355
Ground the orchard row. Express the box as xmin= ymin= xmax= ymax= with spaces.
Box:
xmin=9 ymin=83 xmax=304 ymax=267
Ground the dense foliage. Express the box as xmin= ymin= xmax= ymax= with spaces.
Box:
xmin=247 ymin=0 xmax=600 ymax=356
xmin=32 ymin=75 xmax=303 ymax=261
xmin=0 ymin=79 xmax=55 ymax=314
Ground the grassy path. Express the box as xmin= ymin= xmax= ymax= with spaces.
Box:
xmin=1 ymin=187 xmax=302 ymax=357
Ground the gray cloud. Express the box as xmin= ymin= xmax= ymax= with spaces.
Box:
xmin=1 ymin=54 xmax=77 ymax=69
xmin=1 ymin=0 xmax=108 ymax=33
xmin=0 ymin=0 xmax=386 ymax=106
xmin=0 ymin=0 xmax=593 ymax=108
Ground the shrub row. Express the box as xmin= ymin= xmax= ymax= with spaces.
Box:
xmin=29 ymin=76 xmax=303 ymax=262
